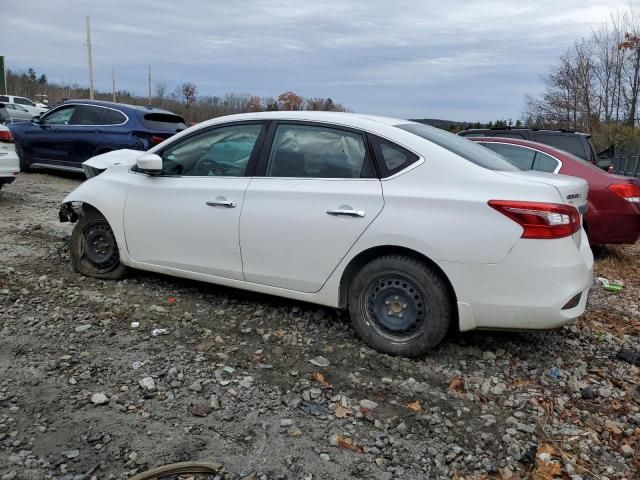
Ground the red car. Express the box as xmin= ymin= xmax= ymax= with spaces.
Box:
xmin=469 ymin=137 xmax=640 ymax=245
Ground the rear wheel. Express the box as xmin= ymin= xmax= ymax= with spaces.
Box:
xmin=70 ymin=210 xmax=128 ymax=280
xmin=348 ymin=255 xmax=452 ymax=357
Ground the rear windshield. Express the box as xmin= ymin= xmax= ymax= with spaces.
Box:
xmin=396 ymin=123 xmax=521 ymax=171
xmin=533 ymin=133 xmax=587 ymax=160
xmin=139 ymin=112 xmax=186 ymax=132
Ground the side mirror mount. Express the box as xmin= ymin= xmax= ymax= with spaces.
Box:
xmin=136 ymin=153 xmax=163 ymax=175
xmin=32 ymin=116 xmax=43 ymax=125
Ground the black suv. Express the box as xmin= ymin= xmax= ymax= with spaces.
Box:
xmin=458 ymin=128 xmax=611 ymax=170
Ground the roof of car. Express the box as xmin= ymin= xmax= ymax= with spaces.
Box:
xmin=460 ymin=127 xmax=590 ymax=137
xmin=192 ymin=111 xmax=416 ymax=128
xmin=61 ymin=99 xmax=178 ymax=115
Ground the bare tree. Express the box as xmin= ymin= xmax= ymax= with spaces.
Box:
xmin=181 ymin=82 xmax=197 ymax=108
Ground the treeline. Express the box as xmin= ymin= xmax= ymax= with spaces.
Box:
xmin=412 ymin=118 xmax=523 ymax=132
xmin=4 ymin=69 xmax=347 ymax=122
xmin=524 ymin=7 xmax=640 ymax=151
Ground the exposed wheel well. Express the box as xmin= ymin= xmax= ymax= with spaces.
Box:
xmin=338 ymin=245 xmax=458 ymax=329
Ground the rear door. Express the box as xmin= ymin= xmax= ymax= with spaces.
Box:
xmin=240 ymin=122 xmax=383 ymax=293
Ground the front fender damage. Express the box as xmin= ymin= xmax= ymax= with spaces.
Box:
xmin=59 ymin=202 xmax=82 ymax=223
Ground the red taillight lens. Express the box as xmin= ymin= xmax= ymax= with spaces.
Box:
xmin=150 ymin=135 xmax=165 ymax=146
xmin=0 ymin=130 xmax=14 ymax=143
xmin=488 ymin=200 xmax=581 ymax=239
xmin=608 ymin=183 xmax=640 ymax=203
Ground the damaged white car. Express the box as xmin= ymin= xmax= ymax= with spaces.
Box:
xmin=60 ymin=111 xmax=593 ymax=357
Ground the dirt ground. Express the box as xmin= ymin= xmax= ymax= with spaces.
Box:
xmin=1 ymin=172 xmax=639 ymax=480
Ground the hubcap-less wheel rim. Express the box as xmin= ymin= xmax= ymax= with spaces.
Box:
xmin=363 ymin=273 xmax=427 ymax=344
xmin=82 ymin=223 xmax=119 ymax=271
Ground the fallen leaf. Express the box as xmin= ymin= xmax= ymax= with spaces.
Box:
xmin=335 ymin=435 xmax=362 ymax=453
xmin=448 ymin=377 xmax=465 ymax=393
xmin=537 ymin=443 xmax=556 ymax=456
xmin=334 ymin=404 xmax=350 ymax=418
xmin=605 ymin=419 xmax=623 ymax=435
xmin=405 ymin=400 xmax=422 ymax=412
xmin=531 ymin=460 xmax=562 ymax=480
xmin=312 ymin=371 xmax=332 ymax=388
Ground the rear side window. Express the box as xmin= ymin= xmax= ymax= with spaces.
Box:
xmin=492 ymin=132 xmax=526 ymax=139
xmin=532 ymin=152 xmax=560 ymax=173
xmin=266 ymin=124 xmax=370 ymax=178
xmin=483 ymin=143 xmax=535 ymax=169
xmin=0 ymin=96 xmax=8 ymax=102
xmin=397 ymin=123 xmax=520 ymax=171
xmin=534 ymin=133 xmax=586 ymax=159
xmin=140 ymin=113 xmax=187 ymax=132
xmin=100 ymin=108 xmax=127 ymax=125
xmin=368 ymin=134 xmax=419 ymax=177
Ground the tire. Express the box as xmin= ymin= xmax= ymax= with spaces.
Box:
xmin=70 ymin=210 xmax=129 ymax=280
xmin=348 ymin=255 xmax=453 ymax=357
xmin=15 ymin=142 xmax=30 ymax=172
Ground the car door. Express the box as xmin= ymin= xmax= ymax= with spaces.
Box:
xmin=240 ymin=122 xmax=384 ymax=293
xmin=27 ymin=104 xmax=77 ymax=164
xmin=123 ymin=122 xmax=266 ymax=280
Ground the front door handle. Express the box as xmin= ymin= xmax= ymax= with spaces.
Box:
xmin=206 ymin=199 xmax=236 ymax=208
xmin=326 ymin=208 xmax=365 ymax=217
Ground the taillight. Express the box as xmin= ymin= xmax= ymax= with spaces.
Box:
xmin=488 ymin=200 xmax=581 ymax=239
xmin=0 ymin=130 xmax=14 ymax=143
xmin=608 ymin=183 xmax=640 ymax=203
xmin=150 ymin=135 xmax=165 ymax=146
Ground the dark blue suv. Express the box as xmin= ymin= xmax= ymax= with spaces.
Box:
xmin=9 ymin=100 xmax=186 ymax=172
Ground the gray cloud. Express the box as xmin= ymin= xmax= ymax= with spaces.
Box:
xmin=1 ymin=0 xmax=629 ymax=121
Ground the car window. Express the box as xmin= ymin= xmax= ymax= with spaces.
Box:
xmin=140 ymin=113 xmax=186 ymax=132
xmin=483 ymin=143 xmax=535 ymax=170
xmin=43 ymin=106 xmax=76 ymax=125
xmin=160 ymin=123 xmax=262 ymax=177
xmin=492 ymin=133 xmax=526 ymax=139
xmin=534 ymin=133 xmax=586 ymax=159
xmin=100 ymin=108 xmax=127 ymax=125
xmin=532 ymin=151 xmax=560 ymax=173
xmin=397 ymin=123 xmax=520 ymax=171
xmin=368 ymin=134 xmax=419 ymax=177
xmin=266 ymin=124 xmax=368 ymax=178
xmin=14 ymin=97 xmax=35 ymax=107
xmin=0 ymin=96 xmax=8 ymax=102
xmin=69 ymin=105 xmax=104 ymax=125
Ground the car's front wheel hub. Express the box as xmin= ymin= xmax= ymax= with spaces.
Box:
xmin=84 ymin=223 xmax=118 ymax=269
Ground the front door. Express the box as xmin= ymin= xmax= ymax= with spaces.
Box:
xmin=123 ymin=122 xmax=266 ymax=280
xmin=240 ymin=122 xmax=384 ymax=293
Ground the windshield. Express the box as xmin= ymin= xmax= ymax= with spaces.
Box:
xmin=396 ymin=123 xmax=521 ymax=171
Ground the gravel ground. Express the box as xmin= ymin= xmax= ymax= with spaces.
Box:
xmin=1 ymin=172 xmax=639 ymax=480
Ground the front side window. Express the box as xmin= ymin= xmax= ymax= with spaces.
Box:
xmin=14 ymin=97 xmax=35 ymax=106
xmin=483 ymin=143 xmax=535 ymax=170
xmin=397 ymin=123 xmax=520 ymax=171
xmin=160 ymin=123 xmax=262 ymax=176
xmin=532 ymin=151 xmax=560 ymax=173
xmin=266 ymin=124 xmax=368 ymax=178
xmin=43 ymin=106 xmax=76 ymax=125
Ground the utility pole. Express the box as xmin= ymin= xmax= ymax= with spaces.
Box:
xmin=112 ymin=68 xmax=116 ymax=103
xmin=86 ymin=16 xmax=94 ymax=99
xmin=147 ymin=65 xmax=152 ymax=105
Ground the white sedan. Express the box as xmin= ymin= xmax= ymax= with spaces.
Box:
xmin=0 ymin=125 xmax=19 ymax=191
xmin=60 ymin=111 xmax=593 ymax=357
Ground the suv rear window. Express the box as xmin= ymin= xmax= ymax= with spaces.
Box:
xmin=397 ymin=123 xmax=520 ymax=171
xmin=140 ymin=113 xmax=186 ymax=132
xmin=533 ymin=133 xmax=586 ymax=159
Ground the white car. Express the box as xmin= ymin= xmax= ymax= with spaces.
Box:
xmin=0 ymin=95 xmax=49 ymax=116
xmin=0 ymin=125 xmax=19 ymax=190
xmin=59 ymin=111 xmax=593 ymax=357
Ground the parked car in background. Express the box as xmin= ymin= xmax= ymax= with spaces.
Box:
xmin=0 ymin=95 xmax=49 ymax=116
xmin=0 ymin=102 xmax=37 ymax=122
xmin=9 ymin=100 xmax=187 ymax=173
xmin=0 ymin=125 xmax=19 ymax=191
xmin=458 ymin=127 xmax=612 ymax=170
xmin=470 ymin=137 xmax=640 ymax=245
xmin=59 ymin=111 xmax=592 ymax=357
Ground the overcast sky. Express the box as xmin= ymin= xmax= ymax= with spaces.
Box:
xmin=1 ymin=0 xmax=632 ymax=121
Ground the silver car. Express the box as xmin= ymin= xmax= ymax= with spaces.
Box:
xmin=0 ymin=103 xmax=36 ymax=123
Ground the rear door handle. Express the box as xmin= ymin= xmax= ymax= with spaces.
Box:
xmin=206 ymin=199 xmax=236 ymax=208
xmin=326 ymin=208 xmax=365 ymax=217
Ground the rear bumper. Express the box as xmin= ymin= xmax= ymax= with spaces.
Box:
xmin=586 ymin=204 xmax=640 ymax=245
xmin=442 ymin=231 xmax=593 ymax=331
